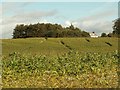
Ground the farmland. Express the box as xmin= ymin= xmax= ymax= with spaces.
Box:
xmin=2 ymin=37 xmax=118 ymax=55
xmin=1 ymin=37 xmax=119 ymax=88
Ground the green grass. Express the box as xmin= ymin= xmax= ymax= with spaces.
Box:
xmin=62 ymin=37 xmax=118 ymax=53
xmin=1 ymin=37 xmax=119 ymax=88
xmin=2 ymin=38 xmax=69 ymax=56
xmin=2 ymin=37 xmax=118 ymax=56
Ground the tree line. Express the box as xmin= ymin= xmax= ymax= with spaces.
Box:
xmin=13 ymin=18 xmax=120 ymax=38
xmin=13 ymin=23 xmax=90 ymax=38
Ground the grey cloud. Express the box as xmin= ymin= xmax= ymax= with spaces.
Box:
xmin=1 ymin=24 xmax=16 ymax=39
xmin=73 ymin=9 xmax=117 ymax=22
xmin=1 ymin=30 xmax=13 ymax=39
xmin=87 ymin=10 xmax=117 ymax=20
xmin=2 ymin=10 xmax=57 ymax=25
xmin=70 ymin=8 xmax=117 ymax=36
xmin=74 ymin=20 xmax=113 ymax=36
xmin=2 ymin=2 xmax=32 ymax=13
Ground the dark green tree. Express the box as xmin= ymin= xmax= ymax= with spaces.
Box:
xmin=69 ymin=24 xmax=74 ymax=30
xmin=101 ymin=33 xmax=107 ymax=37
xmin=113 ymin=18 xmax=120 ymax=37
xmin=13 ymin=23 xmax=90 ymax=38
xmin=107 ymin=33 xmax=113 ymax=37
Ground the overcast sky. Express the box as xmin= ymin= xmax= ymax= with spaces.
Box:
xmin=0 ymin=0 xmax=119 ymax=38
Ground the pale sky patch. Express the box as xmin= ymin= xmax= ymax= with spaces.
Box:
xmin=1 ymin=0 xmax=119 ymax=2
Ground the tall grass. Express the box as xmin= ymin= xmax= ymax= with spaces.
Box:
xmin=2 ymin=51 xmax=119 ymax=88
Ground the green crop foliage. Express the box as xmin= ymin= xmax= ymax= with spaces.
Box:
xmin=1 ymin=37 xmax=119 ymax=88
xmin=2 ymin=51 xmax=119 ymax=88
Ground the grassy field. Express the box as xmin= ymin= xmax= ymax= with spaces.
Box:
xmin=1 ymin=37 xmax=119 ymax=88
xmin=2 ymin=37 xmax=118 ymax=55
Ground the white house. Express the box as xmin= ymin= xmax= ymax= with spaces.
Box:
xmin=89 ymin=32 xmax=98 ymax=38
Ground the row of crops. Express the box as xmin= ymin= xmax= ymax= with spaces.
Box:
xmin=2 ymin=50 xmax=119 ymax=88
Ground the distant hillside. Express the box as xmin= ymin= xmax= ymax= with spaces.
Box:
xmin=13 ymin=23 xmax=90 ymax=38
